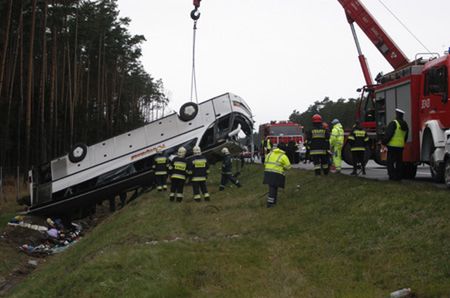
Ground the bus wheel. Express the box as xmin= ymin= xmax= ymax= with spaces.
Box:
xmin=69 ymin=143 xmax=88 ymax=163
xmin=179 ymin=102 xmax=198 ymax=122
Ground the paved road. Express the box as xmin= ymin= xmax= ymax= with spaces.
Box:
xmin=292 ymin=160 xmax=447 ymax=188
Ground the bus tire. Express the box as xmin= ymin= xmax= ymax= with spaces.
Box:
xmin=69 ymin=143 xmax=88 ymax=163
xmin=179 ymin=102 xmax=198 ymax=122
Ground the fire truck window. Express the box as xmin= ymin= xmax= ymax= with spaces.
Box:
xmin=425 ymin=67 xmax=448 ymax=96
xmin=269 ymin=126 xmax=301 ymax=136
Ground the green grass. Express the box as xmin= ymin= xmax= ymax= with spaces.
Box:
xmin=8 ymin=164 xmax=450 ymax=297
xmin=0 ymin=185 xmax=29 ymax=278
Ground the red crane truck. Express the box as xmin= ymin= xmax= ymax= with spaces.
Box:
xmin=337 ymin=0 xmax=450 ymax=183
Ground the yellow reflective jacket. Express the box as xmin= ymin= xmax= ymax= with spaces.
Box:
xmin=330 ymin=123 xmax=344 ymax=148
xmin=264 ymin=148 xmax=291 ymax=175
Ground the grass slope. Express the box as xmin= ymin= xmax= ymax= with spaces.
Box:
xmin=10 ymin=164 xmax=450 ymax=297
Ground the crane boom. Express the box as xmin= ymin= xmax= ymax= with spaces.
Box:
xmin=338 ymin=0 xmax=410 ymax=71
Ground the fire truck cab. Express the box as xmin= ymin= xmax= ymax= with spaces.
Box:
xmin=259 ymin=121 xmax=304 ymax=163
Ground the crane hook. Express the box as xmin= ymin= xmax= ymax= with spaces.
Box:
xmin=191 ymin=8 xmax=200 ymax=20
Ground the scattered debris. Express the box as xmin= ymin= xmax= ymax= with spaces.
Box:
xmin=390 ymin=288 xmax=413 ymax=298
xmin=144 ymin=234 xmax=241 ymax=246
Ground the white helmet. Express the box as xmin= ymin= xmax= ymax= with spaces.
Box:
xmin=177 ymin=146 xmax=187 ymax=157
xmin=221 ymin=147 xmax=230 ymax=155
xmin=193 ymin=146 xmax=201 ymax=155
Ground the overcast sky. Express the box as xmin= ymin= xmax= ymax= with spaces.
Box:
xmin=117 ymin=0 xmax=450 ymax=126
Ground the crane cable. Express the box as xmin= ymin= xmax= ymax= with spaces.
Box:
xmin=376 ymin=0 xmax=432 ymax=54
xmin=190 ymin=6 xmax=201 ymax=103
xmin=190 ymin=20 xmax=199 ymax=103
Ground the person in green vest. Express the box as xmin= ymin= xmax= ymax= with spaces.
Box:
xmin=263 ymin=143 xmax=291 ymax=208
xmin=348 ymin=120 xmax=369 ymax=175
xmin=382 ymin=108 xmax=409 ymax=181
xmin=330 ymin=118 xmax=344 ymax=173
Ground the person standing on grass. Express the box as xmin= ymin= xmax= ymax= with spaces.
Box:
xmin=330 ymin=118 xmax=344 ymax=173
xmin=219 ymin=147 xmax=242 ymax=190
xmin=188 ymin=146 xmax=210 ymax=202
xmin=153 ymin=147 xmax=169 ymax=191
xmin=168 ymin=147 xmax=188 ymax=202
xmin=382 ymin=108 xmax=409 ymax=181
xmin=263 ymin=143 xmax=291 ymax=208
xmin=307 ymin=114 xmax=330 ymax=176
xmin=348 ymin=120 xmax=369 ymax=175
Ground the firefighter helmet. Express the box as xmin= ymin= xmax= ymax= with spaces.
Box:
xmin=177 ymin=146 xmax=187 ymax=157
xmin=312 ymin=114 xmax=322 ymax=123
xmin=193 ymin=146 xmax=201 ymax=155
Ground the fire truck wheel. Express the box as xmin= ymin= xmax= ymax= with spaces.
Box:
xmin=445 ymin=158 xmax=450 ymax=188
xmin=429 ymin=148 xmax=445 ymax=183
xmin=179 ymin=102 xmax=198 ymax=122
xmin=402 ymin=163 xmax=417 ymax=179
xmin=69 ymin=143 xmax=88 ymax=163
xmin=342 ymin=143 xmax=370 ymax=166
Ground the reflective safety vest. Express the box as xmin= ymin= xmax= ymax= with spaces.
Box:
xmin=264 ymin=148 xmax=291 ymax=175
xmin=262 ymin=139 xmax=272 ymax=151
xmin=188 ymin=155 xmax=209 ymax=181
xmin=330 ymin=123 xmax=344 ymax=147
xmin=388 ymin=120 xmax=407 ymax=148
xmin=348 ymin=129 xmax=369 ymax=151
xmin=309 ymin=128 xmax=328 ymax=155
xmin=169 ymin=157 xmax=187 ymax=180
xmin=153 ymin=154 xmax=168 ymax=175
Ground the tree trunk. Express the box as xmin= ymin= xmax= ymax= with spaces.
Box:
xmin=25 ymin=0 xmax=37 ymax=168
xmin=49 ymin=4 xmax=57 ymax=158
xmin=0 ymin=0 xmax=13 ymax=99
xmin=39 ymin=0 xmax=48 ymax=163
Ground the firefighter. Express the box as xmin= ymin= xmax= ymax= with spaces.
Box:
xmin=263 ymin=143 xmax=291 ymax=208
xmin=286 ymin=140 xmax=298 ymax=164
xmin=188 ymin=146 xmax=210 ymax=202
xmin=261 ymin=137 xmax=272 ymax=163
xmin=307 ymin=114 xmax=330 ymax=175
xmin=153 ymin=147 xmax=169 ymax=191
xmin=168 ymin=147 xmax=188 ymax=202
xmin=382 ymin=108 xmax=409 ymax=181
xmin=219 ymin=147 xmax=242 ymax=190
xmin=330 ymin=118 xmax=344 ymax=173
xmin=348 ymin=120 xmax=369 ymax=175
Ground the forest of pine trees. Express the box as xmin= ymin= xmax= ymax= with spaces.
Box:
xmin=0 ymin=0 xmax=168 ymax=174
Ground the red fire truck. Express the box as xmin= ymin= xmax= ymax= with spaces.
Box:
xmin=259 ymin=121 xmax=304 ymax=160
xmin=337 ymin=0 xmax=450 ymax=183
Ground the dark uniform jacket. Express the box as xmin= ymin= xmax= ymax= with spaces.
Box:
xmin=382 ymin=118 xmax=409 ymax=146
xmin=306 ymin=124 xmax=330 ymax=155
xmin=153 ymin=153 xmax=169 ymax=175
xmin=169 ymin=156 xmax=188 ymax=180
xmin=188 ymin=155 xmax=209 ymax=181
xmin=348 ymin=128 xmax=369 ymax=151
xmin=222 ymin=155 xmax=233 ymax=174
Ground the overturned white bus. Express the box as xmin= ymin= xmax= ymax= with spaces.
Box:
xmin=23 ymin=93 xmax=254 ymax=217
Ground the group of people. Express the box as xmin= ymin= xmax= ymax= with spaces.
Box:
xmin=303 ymin=108 xmax=409 ymax=179
xmin=260 ymin=108 xmax=409 ymax=209
xmin=151 ymin=145 xmax=242 ymax=203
